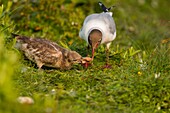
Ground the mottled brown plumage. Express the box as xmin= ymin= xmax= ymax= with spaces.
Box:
xmin=13 ymin=34 xmax=91 ymax=70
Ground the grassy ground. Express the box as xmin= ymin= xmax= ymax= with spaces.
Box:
xmin=0 ymin=0 xmax=170 ymax=113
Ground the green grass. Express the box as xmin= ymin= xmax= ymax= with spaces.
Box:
xmin=0 ymin=0 xmax=170 ymax=113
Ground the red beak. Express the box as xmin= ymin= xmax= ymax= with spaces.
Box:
xmin=92 ymin=43 xmax=99 ymax=60
xmin=92 ymin=48 xmax=95 ymax=60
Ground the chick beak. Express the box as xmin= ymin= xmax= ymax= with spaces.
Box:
xmin=81 ymin=57 xmax=92 ymax=68
xmin=77 ymin=58 xmax=83 ymax=64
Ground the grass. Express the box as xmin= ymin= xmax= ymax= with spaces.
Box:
xmin=0 ymin=0 xmax=170 ymax=113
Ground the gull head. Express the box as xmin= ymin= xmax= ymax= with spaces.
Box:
xmin=88 ymin=29 xmax=102 ymax=59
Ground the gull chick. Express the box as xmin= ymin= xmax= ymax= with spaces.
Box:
xmin=12 ymin=34 xmax=92 ymax=70
xmin=79 ymin=2 xmax=116 ymax=68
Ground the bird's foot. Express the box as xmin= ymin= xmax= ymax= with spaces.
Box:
xmin=102 ymin=63 xmax=112 ymax=69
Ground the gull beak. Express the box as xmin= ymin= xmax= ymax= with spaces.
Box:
xmin=92 ymin=43 xmax=99 ymax=60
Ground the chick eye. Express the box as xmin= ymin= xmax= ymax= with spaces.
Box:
xmin=72 ymin=59 xmax=80 ymax=61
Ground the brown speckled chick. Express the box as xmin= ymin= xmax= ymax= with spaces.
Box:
xmin=12 ymin=34 xmax=92 ymax=70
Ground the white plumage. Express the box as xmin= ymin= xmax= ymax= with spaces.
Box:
xmin=79 ymin=11 xmax=116 ymax=67
xmin=79 ymin=12 xmax=116 ymax=46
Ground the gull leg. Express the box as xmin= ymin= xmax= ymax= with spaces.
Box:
xmin=103 ymin=43 xmax=112 ymax=69
xmin=106 ymin=48 xmax=109 ymax=65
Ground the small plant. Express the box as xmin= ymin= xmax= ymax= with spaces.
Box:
xmin=0 ymin=0 xmax=170 ymax=113
xmin=0 ymin=2 xmax=18 ymax=112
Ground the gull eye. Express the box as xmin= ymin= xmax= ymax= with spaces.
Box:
xmin=88 ymin=38 xmax=92 ymax=45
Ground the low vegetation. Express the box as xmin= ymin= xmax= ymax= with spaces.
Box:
xmin=0 ymin=0 xmax=170 ymax=112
